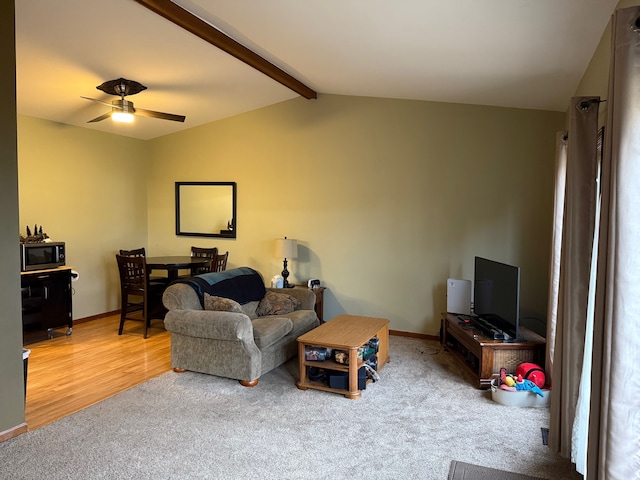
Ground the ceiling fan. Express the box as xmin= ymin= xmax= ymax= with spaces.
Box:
xmin=81 ymin=78 xmax=186 ymax=123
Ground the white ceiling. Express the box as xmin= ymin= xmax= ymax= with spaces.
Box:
xmin=15 ymin=0 xmax=619 ymax=140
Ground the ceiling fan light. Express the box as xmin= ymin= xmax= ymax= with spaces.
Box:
xmin=112 ymin=111 xmax=134 ymax=123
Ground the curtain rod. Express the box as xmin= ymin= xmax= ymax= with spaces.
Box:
xmin=578 ymin=98 xmax=606 ymax=110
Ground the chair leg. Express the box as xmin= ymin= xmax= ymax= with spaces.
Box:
xmin=143 ymin=293 xmax=148 ymax=339
xmin=118 ymin=313 xmax=125 ymax=335
xmin=118 ymin=292 xmax=126 ymax=335
xmin=239 ymin=379 xmax=259 ymax=387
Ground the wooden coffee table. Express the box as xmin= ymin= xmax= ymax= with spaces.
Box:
xmin=296 ymin=314 xmax=390 ymax=399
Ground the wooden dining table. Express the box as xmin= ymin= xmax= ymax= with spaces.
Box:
xmin=146 ymin=256 xmax=211 ymax=282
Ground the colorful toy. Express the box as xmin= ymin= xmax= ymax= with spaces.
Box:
xmin=500 ymin=367 xmax=516 ymax=386
xmin=515 ymin=362 xmax=546 ymax=389
xmin=501 ymin=371 xmax=516 ymax=387
xmin=515 ymin=376 xmax=544 ymax=396
xmin=499 ymin=368 xmax=544 ymax=397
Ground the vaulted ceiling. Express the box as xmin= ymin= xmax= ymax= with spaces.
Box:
xmin=15 ymin=0 xmax=619 ymax=140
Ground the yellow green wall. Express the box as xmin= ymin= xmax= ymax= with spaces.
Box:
xmin=17 ymin=116 xmax=150 ymax=319
xmin=148 ymin=94 xmax=564 ymax=334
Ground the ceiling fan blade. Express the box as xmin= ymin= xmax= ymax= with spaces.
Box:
xmin=87 ymin=112 xmax=112 ymax=123
xmin=80 ymin=96 xmax=123 ymax=109
xmin=134 ymin=108 xmax=186 ymax=123
xmin=82 ymin=86 xmax=184 ymax=123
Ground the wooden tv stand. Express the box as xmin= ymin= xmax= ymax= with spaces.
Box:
xmin=440 ymin=313 xmax=545 ymax=389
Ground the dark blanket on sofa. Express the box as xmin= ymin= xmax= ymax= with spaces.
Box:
xmin=173 ymin=267 xmax=266 ymax=306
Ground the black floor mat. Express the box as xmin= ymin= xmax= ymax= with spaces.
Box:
xmin=541 ymin=427 xmax=549 ymax=445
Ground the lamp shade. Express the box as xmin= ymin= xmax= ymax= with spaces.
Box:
xmin=275 ymin=237 xmax=298 ymax=259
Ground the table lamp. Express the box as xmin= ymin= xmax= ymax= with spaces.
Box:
xmin=275 ymin=236 xmax=298 ymax=288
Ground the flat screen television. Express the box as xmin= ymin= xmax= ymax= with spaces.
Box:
xmin=473 ymin=256 xmax=520 ymax=341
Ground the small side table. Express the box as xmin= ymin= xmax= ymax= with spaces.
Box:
xmin=292 ymin=286 xmax=326 ymax=322
xmin=311 ymin=287 xmax=326 ymax=322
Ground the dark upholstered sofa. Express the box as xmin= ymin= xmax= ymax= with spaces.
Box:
xmin=162 ymin=267 xmax=319 ymax=386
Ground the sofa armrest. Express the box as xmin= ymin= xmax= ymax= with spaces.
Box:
xmin=163 ymin=283 xmax=203 ymax=311
xmin=164 ymin=310 xmax=254 ymax=342
xmin=267 ymin=287 xmax=316 ymax=310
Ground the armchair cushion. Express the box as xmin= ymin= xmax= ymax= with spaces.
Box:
xmin=256 ymin=291 xmax=299 ymax=317
xmin=204 ymin=294 xmax=243 ymax=313
xmin=252 ymin=316 xmax=293 ymax=349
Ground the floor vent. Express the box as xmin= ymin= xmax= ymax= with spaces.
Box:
xmin=541 ymin=427 xmax=549 ymax=446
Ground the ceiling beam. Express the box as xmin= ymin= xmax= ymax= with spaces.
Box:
xmin=132 ymin=0 xmax=317 ymax=100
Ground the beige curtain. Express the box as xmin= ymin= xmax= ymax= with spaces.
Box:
xmin=547 ymin=97 xmax=599 ymax=457
xmin=588 ymin=6 xmax=640 ymax=479
xmin=545 ymin=132 xmax=568 ymax=385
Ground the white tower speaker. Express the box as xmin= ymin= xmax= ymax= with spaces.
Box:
xmin=447 ymin=278 xmax=472 ymax=315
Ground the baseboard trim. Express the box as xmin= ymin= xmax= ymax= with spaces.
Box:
xmin=0 ymin=422 xmax=28 ymax=443
xmin=390 ymin=329 xmax=439 ymax=342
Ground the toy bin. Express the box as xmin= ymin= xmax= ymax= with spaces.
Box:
xmin=490 ymin=378 xmax=551 ymax=407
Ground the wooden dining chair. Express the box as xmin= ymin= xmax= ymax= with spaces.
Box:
xmin=115 ymin=254 xmax=165 ymax=339
xmin=119 ymin=247 xmax=168 ymax=285
xmin=189 ymin=246 xmax=217 ymax=275
xmin=213 ymin=251 xmax=229 ymax=272
xmin=119 ymin=247 xmax=145 ymax=258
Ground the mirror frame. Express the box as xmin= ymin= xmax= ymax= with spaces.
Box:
xmin=175 ymin=181 xmax=237 ymax=238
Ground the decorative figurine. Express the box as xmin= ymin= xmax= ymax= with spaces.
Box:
xmin=21 ymin=224 xmax=50 ymax=243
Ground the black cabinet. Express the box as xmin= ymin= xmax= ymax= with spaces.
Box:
xmin=21 ymin=267 xmax=73 ymax=343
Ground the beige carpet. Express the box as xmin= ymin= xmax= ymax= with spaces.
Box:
xmin=0 ymin=336 xmax=580 ymax=479
xmin=449 ymin=460 xmax=545 ymax=479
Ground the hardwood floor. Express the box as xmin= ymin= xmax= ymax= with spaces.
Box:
xmin=24 ymin=314 xmax=171 ymax=431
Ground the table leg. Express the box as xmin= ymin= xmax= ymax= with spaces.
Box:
xmin=346 ymin=347 xmax=361 ymax=399
xmin=296 ymin=342 xmax=309 ymax=390
xmin=166 ymin=269 xmax=180 ymax=282
xmin=376 ymin=325 xmax=390 ymax=369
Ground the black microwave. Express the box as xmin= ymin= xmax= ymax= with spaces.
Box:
xmin=20 ymin=242 xmax=66 ymax=272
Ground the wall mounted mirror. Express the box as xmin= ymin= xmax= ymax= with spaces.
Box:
xmin=175 ymin=182 xmax=237 ymax=238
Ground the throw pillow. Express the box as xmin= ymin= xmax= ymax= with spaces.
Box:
xmin=256 ymin=291 xmax=299 ymax=317
xmin=203 ymin=294 xmax=243 ymax=313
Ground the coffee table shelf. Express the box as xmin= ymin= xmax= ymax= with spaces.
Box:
xmin=296 ymin=314 xmax=390 ymax=399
